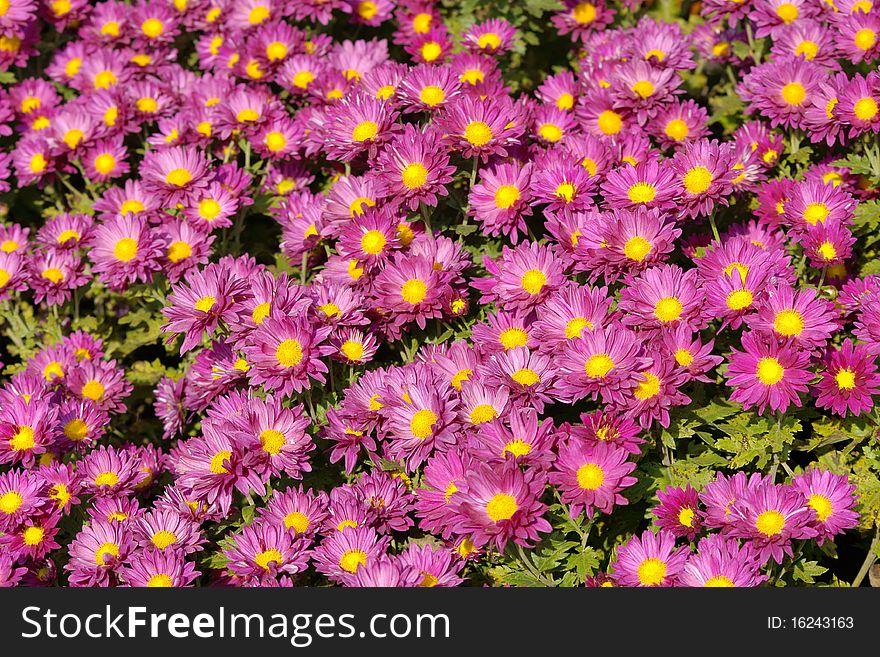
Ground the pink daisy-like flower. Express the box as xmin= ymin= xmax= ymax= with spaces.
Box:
xmin=373 ymin=123 xmax=454 ymax=211
xmin=468 ymin=161 xmax=534 ymax=243
xmin=88 ymin=215 xmax=163 ymax=291
xmin=557 ymin=323 xmax=650 ymax=405
xmin=484 ymin=242 xmax=567 ymax=312
xmin=551 ymin=438 xmax=636 ymax=519
xmin=746 ymin=284 xmax=840 ymax=349
xmin=813 ymin=339 xmax=880 ymax=417
xmin=611 ymin=529 xmax=689 ymax=587
xmin=162 ymin=263 xmax=251 ymax=354
xmin=618 ymin=264 xmax=704 ymax=333
xmin=728 ymin=481 xmax=817 ymax=565
xmin=725 ymin=331 xmax=813 ymax=415
xmin=312 ymin=525 xmax=390 ymax=584
xmin=371 ymin=254 xmax=449 ymax=333
xmin=435 ymin=95 xmax=522 ymax=162
xmin=678 ymin=534 xmax=767 ymax=587
xmin=243 ymin=315 xmax=334 ymax=398
xmin=120 ymin=549 xmax=201 ymax=588
xmin=324 ymin=91 xmax=399 ymax=162
xmin=791 ymin=469 xmax=860 ymax=544
xmin=653 ymin=485 xmax=702 ymax=541
xmin=462 ymin=18 xmax=517 ymax=55
xmin=140 ymin=145 xmax=211 ymax=206
xmin=224 ymin=521 xmax=310 ymax=582
xmin=453 ymin=461 xmax=551 ymax=551
xmin=601 ymin=160 xmax=678 ymax=211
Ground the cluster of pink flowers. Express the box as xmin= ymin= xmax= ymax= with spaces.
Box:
xmin=0 ymin=0 xmax=877 ymax=587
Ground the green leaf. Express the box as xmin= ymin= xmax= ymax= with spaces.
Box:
xmin=792 ymin=560 xmax=828 ymax=584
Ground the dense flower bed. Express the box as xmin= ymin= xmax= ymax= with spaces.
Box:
xmin=0 ymin=0 xmax=879 ymax=588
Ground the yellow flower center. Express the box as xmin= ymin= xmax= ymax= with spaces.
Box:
xmin=192 ymin=295 xmax=215 ymax=313
xmin=248 ymin=5 xmax=270 ymax=24
xmin=499 ymin=328 xmax=528 ymax=349
xmin=464 ymin=120 xmax=493 ymax=146
xmin=318 ymin=303 xmax=340 ymax=318
xmin=148 ymin=574 xmax=174 ymax=587
xmin=93 ymin=153 xmax=117 ymax=175
xmin=627 ymin=182 xmax=656 ymax=204
xmin=120 ymin=199 xmax=144 ymax=215
xmin=808 ymin=494 xmax=833 ymax=522
xmin=854 ymin=28 xmax=877 ymax=51
xmin=485 ymin=493 xmax=517 ymax=522
xmin=573 ymin=2 xmax=597 ymax=23
xmin=521 ymin=269 xmax=547 ymax=295
xmin=565 ymin=317 xmax=592 ymax=339
xmin=266 ymin=41 xmax=287 ymax=61
xmin=631 ymin=80 xmax=655 ymax=98
xmin=503 ymin=439 xmax=532 ymax=458
xmin=352 ymin=120 xmax=378 ymax=142
xmin=637 ymin=558 xmax=667 ymax=586
xmin=511 ymin=368 xmax=540 ymax=386
xmin=678 ymin=507 xmax=695 ymax=528
xmin=421 ymin=41 xmax=442 ymax=62
xmin=756 ymin=357 xmax=785 ymax=385
xmin=293 ymin=70 xmax=315 ymax=89
xmin=795 ymin=40 xmax=819 ymax=59
xmin=585 ymin=353 xmax=615 ymax=378
xmin=81 ymin=380 xmax=105 ymax=401
xmin=151 ymin=530 xmax=178 ymax=549
xmin=340 ymin=340 xmax=364 ymax=361
xmin=755 ymin=509 xmax=786 ymax=536
xmin=494 ymin=184 xmax=520 ymax=209
xmin=236 ymin=108 xmax=260 ymax=123
xmin=260 ymin=429 xmax=286 ymax=454
xmin=623 ymin=235 xmax=652 ymax=261
xmin=401 ymin=162 xmax=428 ymax=189
xmin=773 ymin=309 xmax=804 ymax=337
xmin=113 ymin=237 xmax=138 ymax=262
xmin=209 ymin=450 xmax=232 ymax=474
xmin=555 ymin=182 xmax=576 ymax=202
xmin=776 ymin=2 xmax=799 ymax=22
xmin=835 ymin=368 xmax=856 ymax=390
xmin=781 ymin=82 xmax=806 ymax=106
xmin=41 ymin=267 xmax=65 ymax=284
xmin=634 ymin=372 xmax=661 ymax=400
xmin=451 ymin=369 xmax=473 ymax=390
xmin=597 ymin=110 xmax=622 ymax=135
xmin=704 ymin=575 xmax=735 ymax=587
xmin=410 ymin=409 xmax=438 ymax=439
xmin=0 ymin=491 xmax=23 ymax=515
xmin=477 ymin=32 xmax=502 ymax=50
xmin=664 ymin=119 xmax=689 ymax=141
xmin=470 ymin=404 xmax=497 ymax=424
xmin=94 ymin=471 xmax=119 ymax=487
xmin=64 ymin=418 xmax=88 ymax=441
xmin=167 ymin=241 xmax=192 ymax=263
xmin=360 ymin=229 xmax=386 ymax=255
xmin=30 ymin=153 xmax=47 ymax=173
xmin=726 ymin=289 xmax=754 ymax=310
xmin=538 ymin=123 xmax=564 ymax=142
xmin=284 ymin=512 xmax=310 ymax=534
xmin=94 ymin=70 xmax=118 ymax=89
xmin=401 ymin=278 xmax=427 ymax=304
xmin=276 ymin=339 xmax=304 ymax=367
xmin=854 ymin=97 xmax=878 ymax=121
xmin=683 ymin=166 xmax=713 ymax=194
xmin=255 ymin=548 xmax=284 ymax=571
xmin=251 ymin=301 xmax=271 ymax=325
xmin=94 ymin=542 xmax=120 ymax=566
xmin=556 ymin=93 xmax=574 ymax=110
xmin=165 ymin=167 xmax=193 ymax=187
xmin=339 ymin=549 xmax=368 ymax=572
xmin=817 ymin=241 xmax=837 ymax=261
xmin=198 ymin=198 xmax=222 ymax=220
xmin=420 ymin=85 xmax=445 ymax=106
xmin=576 ymin=462 xmax=605 ymax=490
xmin=724 ymin=261 xmax=749 ymax=279
xmin=803 ymin=202 xmax=829 ymax=224
xmin=264 ymin=131 xmax=286 ymax=152
xmin=654 ymin=297 xmax=683 ymax=323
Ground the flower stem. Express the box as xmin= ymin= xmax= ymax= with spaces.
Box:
xmin=852 ymin=526 xmax=879 ymax=588
xmin=708 ymin=213 xmax=721 ymax=243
